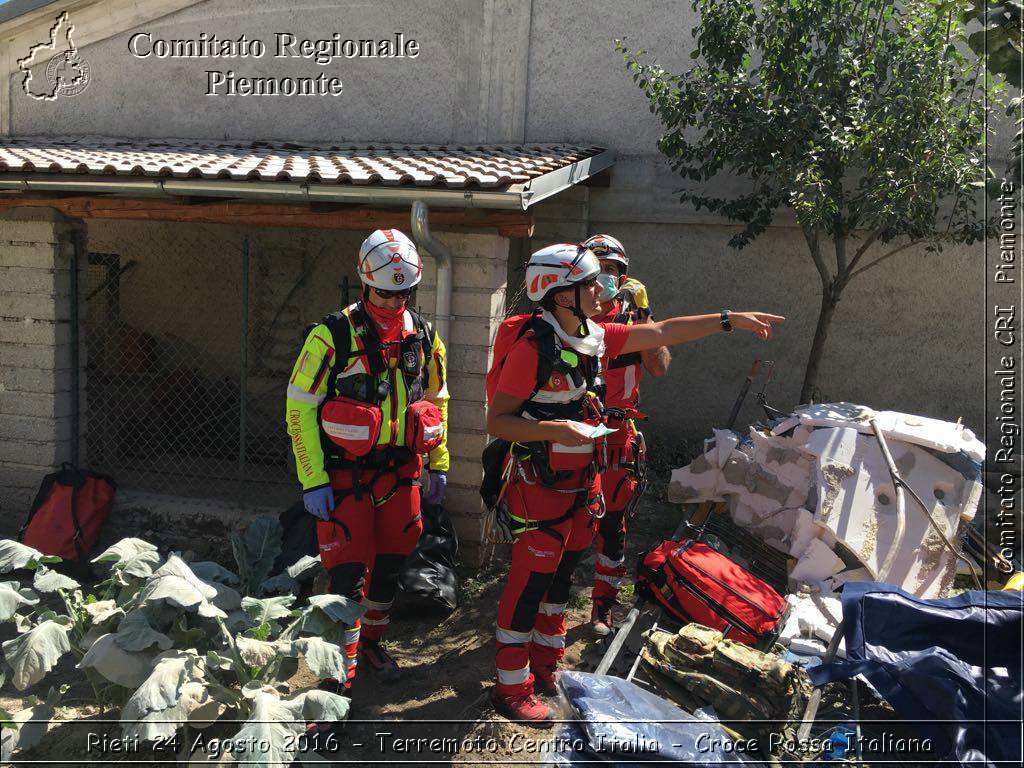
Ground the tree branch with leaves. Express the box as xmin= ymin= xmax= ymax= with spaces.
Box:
xmin=620 ymin=0 xmax=998 ymax=402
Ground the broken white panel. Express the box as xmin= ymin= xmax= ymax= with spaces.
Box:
xmin=789 ymin=538 xmax=844 ymax=586
xmin=770 ymin=415 xmax=802 ymax=436
xmin=794 ymin=402 xmax=877 ymax=431
xmin=789 ymin=508 xmax=817 ymax=558
xmin=803 ymin=427 xmax=859 ymax=467
xmin=780 ymin=592 xmax=845 ymax=657
xmin=667 ymin=430 xmax=746 ymax=503
xmin=871 ymin=411 xmax=984 ymax=464
xmin=669 ymin=431 xmax=806 ymax=513
xmin=749 ymin=428 xmax=814 ymax=493
xmin=794 ymin=403 xmax=985 ymax=464
xmin=813 ymin=434 xmax=976 ymax=598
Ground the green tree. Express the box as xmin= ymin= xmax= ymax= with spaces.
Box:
xmin=965 ymin=1 xmax=1021 ymax=185
xmin=620 ymin=0 xmax=995 ymax=403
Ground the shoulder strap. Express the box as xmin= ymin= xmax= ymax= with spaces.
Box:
xmin=319 ymin=310 xmax=353 ymax=399
xmin=407 ymin=307 xmax=431 ymax=343
xmin=525 ymin=312 xmax=559 ymax=398
xmin=345 ymin=302 xmax=388 ymax=379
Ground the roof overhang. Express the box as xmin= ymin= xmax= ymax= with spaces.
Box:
xmin=0 ymin=0 xmax=60 ymax=26
xmin=0 ymin=137 xmax=616 ymax=212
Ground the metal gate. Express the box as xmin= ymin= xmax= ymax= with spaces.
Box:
xmin=80 ymin=229 xmax=352 ymax=508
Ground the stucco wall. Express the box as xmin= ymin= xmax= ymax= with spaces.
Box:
xmin=2 ymin=0 xmax=996 ymax=451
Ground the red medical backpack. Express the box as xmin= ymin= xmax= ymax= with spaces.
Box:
xmin=19 ymin=464 xmax=116 ymax=561
xmin=637 ymin=539 xmax=787 ymax=648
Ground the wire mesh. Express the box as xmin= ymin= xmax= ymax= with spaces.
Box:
xmin=81 ymin=225 xmax=352 ymax=508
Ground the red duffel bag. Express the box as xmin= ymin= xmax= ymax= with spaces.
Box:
xmin=636 ymin=539 xmax=787 ymax=648
xmin=19 ymin=463 xmax=117 ymax=561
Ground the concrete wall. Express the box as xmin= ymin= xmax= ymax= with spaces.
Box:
xmin=0 ymin=207 xmax=86 ymax=532
xmin=0 ymin=0 xmax=996 ymax=465
xmin=528 ymin=188 xmax=987 ymax=446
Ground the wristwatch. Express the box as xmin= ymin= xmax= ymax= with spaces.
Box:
xmin=720 ymin=309 xmax=733 ymax=333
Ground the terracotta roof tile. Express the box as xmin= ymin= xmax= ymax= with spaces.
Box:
xmin=0 ymin=136 xmax=607 ymax=190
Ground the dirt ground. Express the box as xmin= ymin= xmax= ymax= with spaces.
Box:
xmin=1 ymin=492 xmax=686 ymax=767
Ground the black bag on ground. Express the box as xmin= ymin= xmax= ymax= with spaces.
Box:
xmin=398 ymin=501 xmax=459 ymax=612
xmin=270 ymin=500 xmax=320 ymax=599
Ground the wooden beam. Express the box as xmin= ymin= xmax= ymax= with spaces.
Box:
xmin=0 ymin=195 xmax=535 ymax=237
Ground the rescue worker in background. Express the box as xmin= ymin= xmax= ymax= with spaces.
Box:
xmin=583 ymin=234 xmax=670 ymax=636
xmin=286 ymin=228 xmax=449 ymax=690
xmin=486 ymin=242 xmax=783 ymax=724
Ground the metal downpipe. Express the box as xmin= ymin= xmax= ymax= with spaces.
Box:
xmin=411 ymin=201 xmax=452 ymax=344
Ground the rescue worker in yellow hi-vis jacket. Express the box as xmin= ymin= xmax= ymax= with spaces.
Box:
xmin=286 ymin=228 xmax=449 ymax=690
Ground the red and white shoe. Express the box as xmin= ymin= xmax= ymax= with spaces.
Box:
xmin=591 ymin=598 xmax=616 ymax=637
xmin=491 ymin=690 xmax=554 ymax=726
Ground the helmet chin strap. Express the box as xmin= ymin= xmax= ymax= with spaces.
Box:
xmin=571 ymin=284 xmax=588 ymax=335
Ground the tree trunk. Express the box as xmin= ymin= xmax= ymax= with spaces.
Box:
xmin=800 ymin=289 xmax=839 ymax=404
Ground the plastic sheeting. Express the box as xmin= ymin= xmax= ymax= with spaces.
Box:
xmin=543 ymin=671 xmax=766 ymax=767
xmin=809 ymin=582 xmax=1022 ymax=767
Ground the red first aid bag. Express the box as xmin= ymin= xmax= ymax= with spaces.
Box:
xmin=636 ymin=539 xmax=787 ymax=648
xmin=320 ymin=396 xmax=382 ymax=457
xmin=405 ymin=399 xmax=445 ymax=454
xmin=20 ymin=463 xmax=116 ymax=562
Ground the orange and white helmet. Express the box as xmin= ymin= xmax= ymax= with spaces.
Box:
xmin=525 ymin=243 xmax=601 ymax=302
xmin=358 ymin=229 xmax=423 ymax=289
xmin=583 ymin=234 xmax=628 ymax=272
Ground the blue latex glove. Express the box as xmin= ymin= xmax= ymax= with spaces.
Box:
xmin=303 ymin=486 xmax=334 ymax=521
xmin=424 ymin=471 xmax=447 ymax=506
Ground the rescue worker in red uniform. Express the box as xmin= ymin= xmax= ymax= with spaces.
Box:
xmin=583 ymin=234 xmax=670 ymax=636
xmin=486 ymin=242 xmax=783 ymax=724
xmin=286 ymin=229 xmax=449 ymax=691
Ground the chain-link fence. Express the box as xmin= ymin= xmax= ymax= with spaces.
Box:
xmin=80 ymin=221 xmax=359 ymax=508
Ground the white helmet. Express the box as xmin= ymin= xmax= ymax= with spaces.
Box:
xmin=583 ymin=234 xmax=628 ymax=271
xmin=525 ymin=243 xmax=601 ymax=302
xmin=358 ymin=229 xmax=422 ymax=290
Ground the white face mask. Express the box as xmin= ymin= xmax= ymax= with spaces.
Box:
xmin=596 ymin=273 xmax=620 ymax=302
xmin=539 ymin=310 xmax=606 ymax=358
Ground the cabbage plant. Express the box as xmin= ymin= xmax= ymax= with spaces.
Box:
xmin=0 ymin=515 xmax=360 ymax=766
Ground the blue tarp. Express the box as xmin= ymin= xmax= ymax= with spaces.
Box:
xmin=809 ymin=582 xmax=1022 ymax=767
xmin=543 ymin=671 xmax=765 ymax=766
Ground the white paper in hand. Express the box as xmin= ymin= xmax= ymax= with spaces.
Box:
xmin=570 ymin=421 xmax=617 ymax=438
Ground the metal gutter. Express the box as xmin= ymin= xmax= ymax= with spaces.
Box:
xmin=0 ymin=176 xmax=526 ymax=210
xmin=517 ymin=148 xmax=616 ymax=209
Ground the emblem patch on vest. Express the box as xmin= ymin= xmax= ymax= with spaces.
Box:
xmin=403 ymin=348 xmax=417 ymax=371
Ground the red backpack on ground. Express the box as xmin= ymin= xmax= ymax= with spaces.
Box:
xmin=636 ymin=539 xmax=787 ymax=648
xmin=19 ymin=463 xmax=116 ymax=562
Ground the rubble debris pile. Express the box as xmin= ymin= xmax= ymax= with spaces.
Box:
xmin=668 ymin=403 xmax=984 ymax=599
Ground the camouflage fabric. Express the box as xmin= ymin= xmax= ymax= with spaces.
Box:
xmin=642 ymin=623 xmax=810 ymax=748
